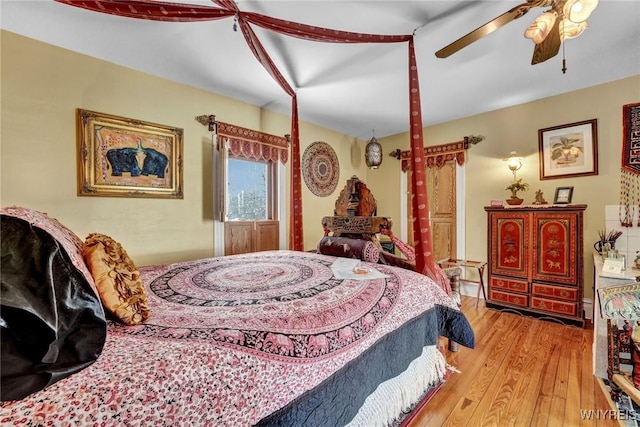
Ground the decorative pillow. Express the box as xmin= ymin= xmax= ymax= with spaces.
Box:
xmin=0 ymin=206 xmax=98 ymax=294
xmin=317 ymin=236 xmax=380 ymax=263
xmin=82 ymin=233 xmax=150 ymax=325
xmin=1 ymin=211 xmax=107 ymax=401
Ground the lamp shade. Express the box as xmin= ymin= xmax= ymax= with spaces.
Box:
xmin=365 ymin=136 xmax=383 ymax=169
xmin=506 ymin=151 xmax=522 ymax=173
xmin=564 ymin=0 xmax=598 ymax=23
xmin=524 ymin=11 xmax=557 ymax=44
xmin=560 ymin=19 xmax=588 ymax=41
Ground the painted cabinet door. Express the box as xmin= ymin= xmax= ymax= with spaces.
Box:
xmin=531 ymin=212 xmax=578 ymax=286
xmin=489 ymin=211 xmax=530 ymax=280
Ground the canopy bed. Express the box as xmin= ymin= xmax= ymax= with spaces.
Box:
xmin=55 ymin=0 xmax=451 ymax=295
xmin=0 ymin=206 xmax=474 ymax=425
xmin=1 ymin=2 xmax=475 ymax=424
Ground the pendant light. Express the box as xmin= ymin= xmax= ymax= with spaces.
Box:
xmin=365 ymin=131 xmax=383 ymax=169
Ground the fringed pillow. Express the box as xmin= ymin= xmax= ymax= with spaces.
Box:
xmin=317 ymin=236 xmax=380 ymax=263
xmin=82 ymin=233 xmax=150 ymax=325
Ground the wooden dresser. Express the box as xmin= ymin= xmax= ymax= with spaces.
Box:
xmin=484 ymin=205 xmax=587 ymax=327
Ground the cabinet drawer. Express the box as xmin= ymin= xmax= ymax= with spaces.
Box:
xmin=530 ymin=296 xmax=577 ymax=317
xmin=532 ymin=283 xmax=577 ymax=301
xmin=490 ymin=277 xmax=529 ymax=293
xmin=490 ymin=290 xmax=528 ymax=307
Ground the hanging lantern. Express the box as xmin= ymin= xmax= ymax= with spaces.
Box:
xmin=365 ymin=135 xmax=383 ymax=169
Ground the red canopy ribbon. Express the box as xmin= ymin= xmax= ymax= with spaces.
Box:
xmin=289 ymin=95 xmax=304 ymax=251
xmin=236 ymin=16 xmax=295 ymax=97
xmin=244 ymin=12 xmax=410 ymax=44
xmin=56 ymin=0 xmax=234 ymax=21
xmin=407 ymin=37 xmax=451 ymax=295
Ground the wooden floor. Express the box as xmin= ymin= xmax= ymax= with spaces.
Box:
xmin=407 ymin=296 xmax=623 ymax=427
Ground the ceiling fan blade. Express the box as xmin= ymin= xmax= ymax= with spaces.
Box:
xmin=530 ymin=16 xmax=562 ymax=64
xmin=435 ymin=1 xmax=535 ymax=59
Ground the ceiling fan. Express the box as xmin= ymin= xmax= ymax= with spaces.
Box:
xmin=435 ymin=0 xmax=598 ymax=66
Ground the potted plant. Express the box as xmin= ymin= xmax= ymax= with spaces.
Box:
xmin=505 ymin=178 xmax=529 ymax=205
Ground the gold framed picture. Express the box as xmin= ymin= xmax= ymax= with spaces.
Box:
xmin=77 ymin=109 xmax=183 ymax=199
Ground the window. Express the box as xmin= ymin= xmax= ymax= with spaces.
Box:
xmin=225 ymin=156 xmax=276 ymax=221
xmin=211 ymin=122 xmax=288 ymax=256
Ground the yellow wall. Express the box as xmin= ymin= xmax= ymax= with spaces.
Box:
xmin=3 ymin=30 xmax=639 ymax=301
xmin=372 ymin=75 xmax=640 ymax=299
xmin=1 ymin=31 xmax=367 ymax=265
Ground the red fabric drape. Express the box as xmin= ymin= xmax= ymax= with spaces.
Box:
xmin=289 ymin=95 xmax=303 ymax=250
xmin=243 ymin=12 xmax=410 ymax=44
xmin=56 ymin=0 xmax=235 ymax=21
xmin=56 ymin=0 xmax=450 ymax=292
xmin=407 ymin=38 xmax=451 ymax=293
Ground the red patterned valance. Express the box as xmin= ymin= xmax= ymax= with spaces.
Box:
xmin=400 ymin=138 xmax=470 ymax=172
xmin=217 ymin=121 xmax=289 ymax=164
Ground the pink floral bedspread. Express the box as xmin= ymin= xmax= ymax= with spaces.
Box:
xmin=1 ymin=250 xmax=461 ymax=426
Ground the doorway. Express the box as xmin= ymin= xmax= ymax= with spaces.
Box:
xmin=405 ymin=159 xmax=464 ymax=262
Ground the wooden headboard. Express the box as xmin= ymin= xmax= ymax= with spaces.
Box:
xmin=319 ymin=177 xmax=462 ymax=319
xmin=321 ymin=175 xmax=392 ymax=238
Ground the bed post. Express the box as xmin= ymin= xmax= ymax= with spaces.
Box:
xmin=442 ymin=266 xmax=462 ymax=352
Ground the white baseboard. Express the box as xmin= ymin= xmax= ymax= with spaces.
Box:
xmin=459 ymin=282 xmax=483 ymax=300
xmin=583 ymin=298 xmax=593 ymax=320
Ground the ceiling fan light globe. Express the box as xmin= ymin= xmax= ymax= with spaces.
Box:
xmin=564 ymin=0 xmax=598 ymax=23
xmin=524 ymin=11 xmax=556 ymax=44
xmin=560 ymin=19 xmax=588 ymax=41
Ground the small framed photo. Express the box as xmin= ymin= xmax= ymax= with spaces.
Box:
xmin=553 ymin=186 xmax=574 ymax=204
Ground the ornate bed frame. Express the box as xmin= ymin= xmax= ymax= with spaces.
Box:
xmin=322 ymin=175 xmax=390 ymax=236
xmin=321 ymin=176 xmax=463 ymax=350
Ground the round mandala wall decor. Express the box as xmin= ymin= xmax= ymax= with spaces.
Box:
xmin=302 ymin=141 xmax=339 ymax=197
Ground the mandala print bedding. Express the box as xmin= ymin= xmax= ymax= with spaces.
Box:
xmin=1 ymin=250 xmax=473 ymax=426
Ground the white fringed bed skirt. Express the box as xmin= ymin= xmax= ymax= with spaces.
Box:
xmin=348 ymin=345 xmax=448 ymax=427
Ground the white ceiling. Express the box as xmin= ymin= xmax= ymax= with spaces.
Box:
xmin=2 ymin=0 xmax=639 ymax=139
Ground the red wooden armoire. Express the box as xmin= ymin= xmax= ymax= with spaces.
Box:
xmin=484 ymin=205 xmax=587 ymax=326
